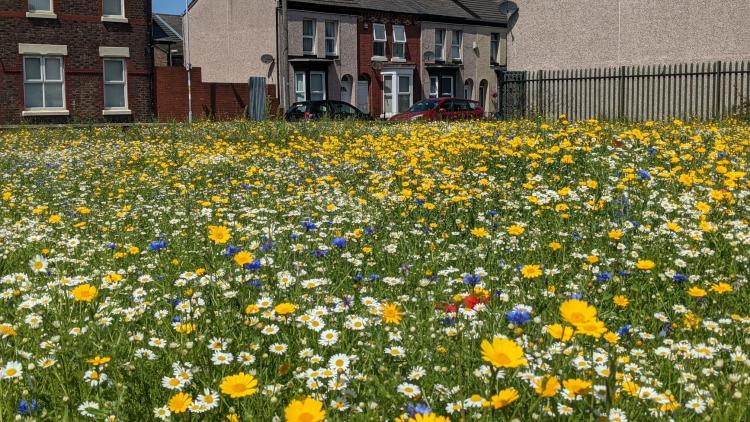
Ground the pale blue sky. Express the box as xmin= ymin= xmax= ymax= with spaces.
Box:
xmin=153 ymin=0 xmax=185 ymax=15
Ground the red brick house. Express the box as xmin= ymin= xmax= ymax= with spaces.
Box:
xmin=0 ymin=0 xmax=153 ymax=124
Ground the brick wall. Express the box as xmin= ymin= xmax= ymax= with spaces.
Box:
xmin=0 ymin=0 xmax=153 ymax=124
xmin=154 ymin=66 xmax=279 ymax=121
xmin=357 ymin=13 xmax=422 ymax=118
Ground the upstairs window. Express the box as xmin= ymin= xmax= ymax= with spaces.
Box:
xmin=303 ymin=19 xmax=316 ymax=55
xmin=103 ymin=0 xmax=124 ymax=17
xmin=451 ymin=30 xmax=462 ymax=61
xmin=23 ymin=56 xmax=65 ymax=110
xmin=392 ymin=25 xmax=406 ymax=60
xmin=373 ymin=23 xmax=386 ymax=58
xmin=490 ymin=33 xmax=500 ymax=64
xmin=324 ymin=21 xmax=338 ymax=56
xmin=434 ymin=29 xmax=445 ymax=61
xmin=28 ymin=0 xmax=52 ymax=13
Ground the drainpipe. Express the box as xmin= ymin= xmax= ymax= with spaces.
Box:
xmin=185 ymin=0 xmax=193 ymax=124
xmin=278 ymin=0 xmax=289 ymax=111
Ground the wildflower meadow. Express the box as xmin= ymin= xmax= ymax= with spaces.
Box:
xmin=1 ymin=118 xmax=749 ymax=421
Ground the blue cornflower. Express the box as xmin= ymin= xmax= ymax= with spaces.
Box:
xmin=172 ymin=315 xmax=181 ymax=323
xmin=505 ymin=307 xmax=531 ymax=325
xmin=487 ymin=210 xmax=498 ymax=217
xmin=637 ymin=170 xmax=651 ymax=180
xmin=170 ymin=298 xmax=181 ymax=307
xmin=617 ymin=270 xmax=631 ymax=278
xmin=260 ymin=239 xmax=276 ymax=252
xmin=290 ymin=233 xmax=300 ymax=240
xmin=463 ymin=273 xmax=481 ymax=287
xmin=332 ymin=237 xmax=347 ymax=248
xmin=364 ymin=227 xmax=375 ymax=236
xmin=107 ymin=243 xmax=117 ymax=250
xmin=17 ymin=399 xmax=38 ymax=416
xmin=243 ymin=259 xmax=262 ymax=270
xmin=648 ymin=147 xmax=658 ymax=155
xmin=570 ymin=292 xmax=583 ymax=300
xmin=616 ymin=324 xmax=632 ymax=336
xmin=313 ymin=249 xmax=328 ymax=258
xmin=659 ymin=322 xmax=672 ymax=337
xmin=415 ymin=198 xmax=425 ymax=205
xmin=148 ymin=239 xmax=167 ymax=251
xmin=673 ymin=273 xmax=688 ymax=283
xmin=223 ymin=244 xmax=241 ymax=257
xmin=368 ymin=274 xmax=380 ymax=282
xmin=353 ymin=274 xmax=363 ymax=282
xmin=302 ymin=220 xmax=317 ymax=231
xmin=414 ymin=403 xmax=431 ymax=415
xmin=596 ymin=271 xmax=612 ymax=282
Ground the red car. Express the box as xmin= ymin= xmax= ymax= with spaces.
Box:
xmin=388 ymin=97 xmax=483 ymax=121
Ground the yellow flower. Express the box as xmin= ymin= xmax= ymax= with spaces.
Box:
xmin=0 ymin=324 xmax=17 ymax=338
xmin=220 ymin=372 xmax=259 ymax=398
xmin=48 ymin=214 xmax=62 ymax=224
xmin=480 ymin=337 xmax=527 ymax=368
xmin=613 ymin=295 xmax=629 ymax=308
xmin=546 ymin=324 xmax=575 ymax=342
xmin=574 ymin=319 xmax=608 ymax=338
xmin=168 ymin=392 xmax=192 ymax=414
xmin=621 ymin=381 xmax=640 ymax=396
xmin=635 ymin=260 xmax=655 ymax=270
xmin=408 ymin=414 xmax=451 ymax=422
xmin=234 ymin=251 xmax=254 ymax=266
xmin=507 ymin=225 xmax=525 ymax=236
xmin=381 ymin=303 xmax=402 ymax=325
xmin=548 ymin=242 xmax=562 ymax=251
xmin=688 ymin=286 xmax=707 ymax=298
xmin=71 ymin=284 xmax=98 ymax=302
xmin=274 ymin=303 xmax=297 ymax=315
xmin=284 ymin=397 xmax=326 ymax=422
xmin=603 ymin=331 xmax=619 ymax=344
xmin=491 ymin=387 xmax=519 ymax=409
xmin=86 ymin=356 xmax=111 ymax=366
xmin=534 ymin=376 xmax=560 ymax=397
xmin=245 ymin=304 xmax=260 ymax=315
xmin=710 ymin=282 xmax=733 ymax=294
xmin=208 ymin=225 xmax=232 ymax=244
xmin=563 ymin=378 xmax=592 ymax=396
xmin=470 ymin=227 xmax=489 ymax=238
xmin=608 ymin=229 xmax=623 ymax=240
xmin=559 ymin=299 xmax=597 ymax=327
xmin=520 ymin=265 xmax=543 ymax=279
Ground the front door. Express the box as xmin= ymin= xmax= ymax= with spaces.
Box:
xmin=357 ymin=80 xmax=369 ymax=113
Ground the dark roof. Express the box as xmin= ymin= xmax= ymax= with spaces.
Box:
xmin=153 ymin=13 xmax=183 ymax=44
xmin=288 ymin=0 xmax=506 ymax=25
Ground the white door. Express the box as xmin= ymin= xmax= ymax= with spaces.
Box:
xmin=357 ymin=80 xmax=369 ymax=113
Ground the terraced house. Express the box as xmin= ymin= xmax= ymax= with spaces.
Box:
xmin=186 ymin=0 xmax=509 ymax=118
xmin=0 ymin=0 xmax=153 ymax=124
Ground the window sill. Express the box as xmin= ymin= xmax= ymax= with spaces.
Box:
xmin=102 ymin=109 xmax=132 ymax=116
xmin=26 ymin=11 xmax=57 ymax=19
xmin=22 ymin=109 xmax=69 ymax=117
xmin=101 ymin=16 xmax=129 ymax=23
xmin=371 ymin=56 xmax=387 ymax=62
xmin=391 ymin=58 xmax=406 ymax=63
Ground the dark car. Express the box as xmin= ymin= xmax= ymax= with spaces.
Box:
xmin=388 ymin=97 xmax=483 ymax=121
xmin=284 ymin=100 xmax=372 ymax=121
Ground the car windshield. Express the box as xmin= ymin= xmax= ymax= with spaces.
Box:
xmin=408 ymin=100 xmax=439 ymax=112
xmin=288 ymin=103 xmax=309 ymax=113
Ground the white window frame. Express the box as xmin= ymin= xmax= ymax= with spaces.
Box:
xmin=381 ymin=69 xmax=413 ymax=118
xmin=429 ymin=76 xmax=439 ymax=98
xmin=464 ymin=79 xmax=473 ymax=100
xmin=324 ymin=20 xmax=338 ymax=56
xmin=392 ymin=25 xmax=406 ymax=61
xmin=441 ymin=75 xmax=454 ymax=97
xmin=303 ymin=19 xmax=316 ymax=55
xmin=372 ymin=23 xmax=387 ymax=60
xmin=451 ymin=30 xmax=462 ymax=61
xmin=294 ymin=71 xmax=306 ymax=102
xmin=101 ymin=0 xmax=127 ymax=23
xmin=22 ymin=55 xmax=67 ymax=115
xmin=27 ymin=0 xmax=56 ymax=18
xmin=490 ymin=33 xmax=499 ymax=64
xmin=309 ymin=71 xmax=326 ymax=101
xmin=103 ymin=58 xmax=129 ymax=113
xmin=434 ymin=29 xmax=445 ymax=61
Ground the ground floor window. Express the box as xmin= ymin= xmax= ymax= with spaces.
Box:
xmin=309 ymin=71 xmax=326 ymax=101
xmin=103 ymin=58 xmax=127 ymax=110
xmin=293 ymin=70 xmax=327 ymax=102
xmin=23 ymin=56 xmax=65 ymax=110
xmin=428 ymin=71 xmax=456 ymax=98
xmin=382 ymin=70 xmax=413 ymax=118
xmin=441 ymin=76 xmax=454 ymax=97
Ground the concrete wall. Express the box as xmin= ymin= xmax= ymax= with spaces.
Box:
xmin=421 ymin=23 xmax=506 ymax=113
xmin=507 ymin=0 xmax=750 ymax=71
xmin=287 ymin=10 xmax=358 ymax=105
xmin=187 ymin=0 xmax=277 ymax=83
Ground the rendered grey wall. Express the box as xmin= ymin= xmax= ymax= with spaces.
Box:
xmin=507 ymin=0 xmax=750 ymax=71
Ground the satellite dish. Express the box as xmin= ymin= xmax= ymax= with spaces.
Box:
xmin=498 ymin=1 xmax=518 ymax=18
xmin=423 ymin=51 xmax=435 ymax=62
xmin=260 ymin=54 xmax=274 ymax=64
